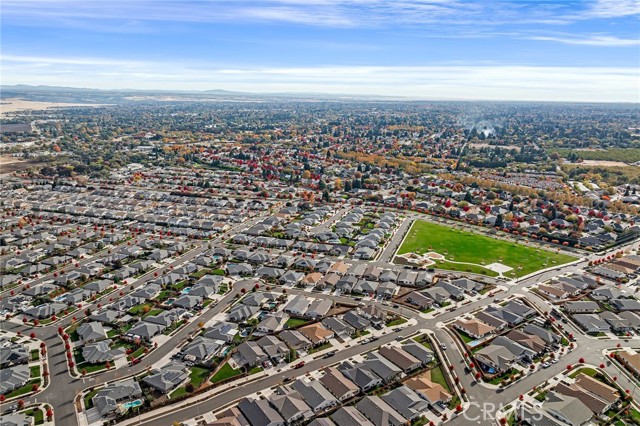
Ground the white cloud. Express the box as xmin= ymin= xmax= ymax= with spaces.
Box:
xmin=529 ymin=34 xmax=640 ymax=46
xmin=2 ymin=54 xmax=638 ymax=102
xmin=583 ymin=0 xmax=640 ymax=18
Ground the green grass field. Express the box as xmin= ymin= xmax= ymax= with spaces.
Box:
xmin=398 ymin=220 xmax=577 ymax=277
xmin=210 ymin=363 xmax=242 ymax=384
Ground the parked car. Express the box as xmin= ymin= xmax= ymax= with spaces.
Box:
xmin=294 ymin=361 xmax=306 ymax=369
xmin=542 ymin=362 xmax=551 ymax=368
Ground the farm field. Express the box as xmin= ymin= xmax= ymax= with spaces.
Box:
xmin=397 ymin=220 xmax=577 ymax=278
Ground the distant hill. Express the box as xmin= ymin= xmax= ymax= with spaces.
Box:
xmin=0 ymin=84 xmax=403 ymax=104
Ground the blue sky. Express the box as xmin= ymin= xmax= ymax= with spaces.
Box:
xmin=1 ymin=0 xmax=639 ymax=101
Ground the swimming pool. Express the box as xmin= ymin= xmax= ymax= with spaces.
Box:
xmin=166 ymin=298 xmax=175 ymax=305
xmin=122 ymin=399 xmax=143 ymax=410
xmin=181 ymin=287 xmax=192 ymax=294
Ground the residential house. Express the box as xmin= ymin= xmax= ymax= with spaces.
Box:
xmin=404 ymin=377 xmax=452 ymax=407
xmin=82 ymin=341 xmax=126 ymax=364
xmin=331 ymin=406 xmax=374 ymax=426
xmin=235 ymin=341 xmax=268 ymax=368
xmin=279 ymin=330 xmax=312 ymax=352
xmin=381 ymin=385 xmax=430 ymax=421
xmin=321 ymin=317 xmax=355 ymax=339
xmin=270 ymin=391 xmax=313 ymax=424
xmin=378 ymin=346 xmax=421 ymax=373
xmin=291 ymin=378 xmax=338 ymax=413
xmin=237 ymin=398 xmax=285 ymax=426
xmin=92 ymin=379 xmax=143 ymax=417
xmin=356 ymin=395 xmax=407 ymax=426
xmin=573 ymin=314 xmax=611 ymax=334
xmin=564 ymin=301 xmax=599 ymax=314
xmin=0 ymin=364 xmax=30 ymax=395
xmin=453 ymin=319 xmax=495 ymax=339
xmin=182 ymin=336 xmax=222 ymax=364
xmin=142 ymin=363 xmax=190 ymax=394
xmin=299 ymin=323 xmax=334 ymax=345
xmin=319 ymin=367 xmax=359 ymax=402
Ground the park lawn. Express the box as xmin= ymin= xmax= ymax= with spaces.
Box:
xmin=398 ymin=220 xmax=576 ymax=277
xmin=210 ymin=363 xmax=242 ymax=383
xmin=190 ymin=367 xmax=210 ymax=388
xmin=285 ymin=318 xmax=309 ymax=328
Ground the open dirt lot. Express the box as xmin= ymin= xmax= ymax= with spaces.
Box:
xmin=0 ymin=155 xmax=44 ymax=175
xmin=0 ymin=98 xmax=103 ymax=117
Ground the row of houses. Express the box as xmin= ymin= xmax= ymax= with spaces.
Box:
xmin=211 ymin=340 xmax=448 ymax=426
xmin=521 ymin=371 xmax=620 ymax=426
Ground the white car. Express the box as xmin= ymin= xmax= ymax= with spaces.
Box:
xmin=542 ymin=362 xmax=551 ymax=368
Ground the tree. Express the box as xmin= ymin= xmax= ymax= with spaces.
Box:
xmin=334 ymin=178 xmax=343 ymax=191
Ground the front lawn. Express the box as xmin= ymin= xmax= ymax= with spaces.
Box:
xmin=309 ymin=342 xmax=333 ymax=354
xmin=84 ymin=389 xmax=99 ymax=409
xmin=398 ymin=220 xmax=577 ymax=277
xmin=5 ymin=379 xmax=41 ymax=398
xmin=30 ymin=365 xmax=41 ymax=378
xmin=248 ymin=366 xmax=264 ymax=375
xmin=24 ymin=408 xmax=44 ymax=425
xmin=386 ymin=318 xmax=407 ymax=327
